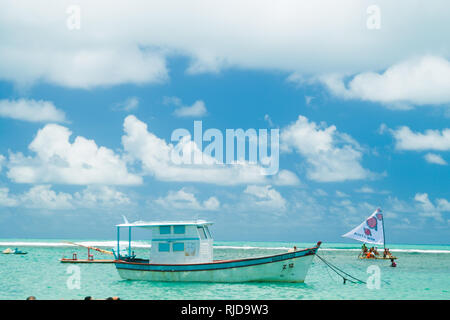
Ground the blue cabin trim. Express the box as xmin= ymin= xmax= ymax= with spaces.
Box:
xmin=115 ymin=246 xmax=319 ymax=272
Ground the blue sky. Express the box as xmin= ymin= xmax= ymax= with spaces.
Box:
xmin=0 ymin=1 xmax=449 ymax=244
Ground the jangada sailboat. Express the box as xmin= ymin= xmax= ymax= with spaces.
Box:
xmin=342 ymin=208 xmax=397 ymax=260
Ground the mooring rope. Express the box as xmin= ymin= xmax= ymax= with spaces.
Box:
xmin=316 ymin=254 xmax=366 ymax=285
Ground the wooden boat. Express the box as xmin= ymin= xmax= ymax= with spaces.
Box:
xmin=343 ymin=208 xmax=397 ymax=261
xmin=113 ymin=220 xmax=321 ymax=283
xmin=60 ymin=242 xmax=114 ymax=264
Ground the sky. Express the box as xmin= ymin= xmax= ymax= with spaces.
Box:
xmin=0 ymin=1 xmax=449 ymax=244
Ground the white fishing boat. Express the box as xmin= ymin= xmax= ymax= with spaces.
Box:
xmin=342 ymin=208 xmax=397 ymax=260
xmin=113 ymin=220 xmax=321 ymax=282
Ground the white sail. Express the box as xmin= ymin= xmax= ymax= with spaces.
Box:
xmin=342 ymin=208 xmax=384 ymax=245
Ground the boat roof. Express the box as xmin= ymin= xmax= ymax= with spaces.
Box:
xmin=116 ymin=220 xmax=213 ymax=228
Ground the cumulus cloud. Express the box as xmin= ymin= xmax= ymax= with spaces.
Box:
xmin=122 ymin=115 xmax=291 ymax=185
xmin=155 ymin=188 xmax=220 ymax=211
xmin=0 ymin=188 xmax=19 ymax=207
xmin=0 ymin=185 xmax=132 ymax=210
xmin=390 ymin=126 xmax=450 ymax=151
xmin=243 ymin=185 xmax=287 ymax=212
xmin=318 ymin=56 xmax=450 ymax=109
xmin=414 ymin=193 xmax=450 ymax=222
xmin=272 ymin=170 xmax=301 ymax=186
xmin=281 ymin=115 xmax=373 ymax=182
xmin=0 ymin=99 xmax=66 ymax=123
xmin=424 ymin=153 xmax=447 ymax=165
xmin=74 ymin=185 xmax=131 ymax=208
xmin=20 ymin=185 xmax=74 ymax=210
xmin=2 ymin=1 xmax=450 ymax=89
xmin=7 ymin=123 xmax=142 ymax=185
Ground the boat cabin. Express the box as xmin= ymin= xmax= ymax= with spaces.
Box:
xmin=115 ymin=220 xmax=214 ymax=264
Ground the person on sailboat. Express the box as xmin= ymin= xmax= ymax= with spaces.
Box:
xmin=383 ymin=248 xmax=392 ymax=258
xmin=361 ymin=244 xmax=368 ymax=254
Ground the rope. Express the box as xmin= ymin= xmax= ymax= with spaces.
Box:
xmin=315 ymin=254 xmax=366 ymax=285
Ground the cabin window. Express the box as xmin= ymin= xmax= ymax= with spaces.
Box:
xmin=174 ymin=225 xmax=185 ymax=234
xmin=204 ymin=226 xmax=212 ymax=239
xmin=158 ymin=243 xmax=170 ymax=252
xmin=173 ymin=242 xmax=185 ymax=252
xmin=159 ymin=226 xmax=171 ymax=235
xmin=197 ymin=227 xmax=207 ymax=240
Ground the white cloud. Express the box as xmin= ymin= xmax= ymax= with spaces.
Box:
xmin=20 ymin=185 xmax=74 ymax=210
xmin=335 ymin=190 xmax=349 ymax=198
xmin=174 ymin=100 xmax=207 ymax=117
xmin=281 ymin=115 xmax=373 ymax=182
xmin=7 ymin=123 xmax=142 ymax=185
xmin=317 ymin=56 xmax=450 ymax=108
xmin=74 ymin=185 xmax=131 ymax=208
xmin=0 ymin=99 xmax=66 ymax=123
xmin=122 ymin=115 xmax=284 ymax=185
xmin=2 ymin=1 xmax=450 ymax=89
xmin=272 ymin=170 xmax=300 ymax=186
xmin=164 ymin=97 xmax=207 ymax=117
xmin=355 ymin=185 xmax=390 ymax=194
xmin=155 ymin=188 xmax=220 ymax=211
xmin=424 ymin=153 xmax=447 ymax=165
xmin=414 ymin=193 xmax=449 ymax=222
xmin=0 ymin=185 xmax=132 ymax=210
xmin=113 ymin=97 xmax=139 ymax=112
xmin=390 ymin=126 xmax=450 ymax=151
xmin=0 ymin=188 xmax=19 ymax=207
xmin=0 ymin=155 xmax=5 ymax=173
xmin=244 ymin=185 xmax=287 ymax=212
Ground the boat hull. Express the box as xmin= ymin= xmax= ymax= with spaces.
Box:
xmin=115 ymin=245 xmax=319 ymax=283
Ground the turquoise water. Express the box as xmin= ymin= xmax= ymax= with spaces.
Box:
xmin=0 ymin=239 xmax=449 ymax=300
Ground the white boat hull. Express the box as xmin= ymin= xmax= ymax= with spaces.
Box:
xmin=115 ymin=245 xmax=319 ymax=283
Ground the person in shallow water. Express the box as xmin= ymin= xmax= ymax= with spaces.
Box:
xmin=390 ymin=258 xmax=397 ymax=267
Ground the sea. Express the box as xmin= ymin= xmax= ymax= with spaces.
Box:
xmin=0 ymin=239 xmax=449 ymax=300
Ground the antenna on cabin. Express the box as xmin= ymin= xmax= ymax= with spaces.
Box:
xmin=122 ymin=215 xmax=129 ymax=224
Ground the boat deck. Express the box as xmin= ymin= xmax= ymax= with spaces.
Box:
xmin=60 ymin=258 xmax=115 ymax=263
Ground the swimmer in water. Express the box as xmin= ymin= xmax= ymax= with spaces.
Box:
xmin=390 ymin=258 xmax=397 ymax=267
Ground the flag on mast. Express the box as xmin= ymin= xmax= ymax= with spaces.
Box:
xmin=342 ymin=208 xmax=384 ymax=245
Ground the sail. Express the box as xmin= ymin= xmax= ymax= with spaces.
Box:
xmin=342 ymin=208 xmax=384 ymax=245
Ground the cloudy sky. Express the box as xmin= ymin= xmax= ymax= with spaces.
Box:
xmin=0 ymin=1 xmax=449 ymax=244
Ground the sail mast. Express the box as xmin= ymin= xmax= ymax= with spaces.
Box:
xmin=381 ymin=209 xmax=386 ymax=249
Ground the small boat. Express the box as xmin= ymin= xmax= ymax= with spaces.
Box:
xmin=342 ymin=208 xmax=397 ymax=260
xmin=113 ymin=220 xmax=321 ymax=283
xmin=60 ymin=242 xmax=114 ymax=263
xmin=2 ymin=248 xmax=27 ymax=255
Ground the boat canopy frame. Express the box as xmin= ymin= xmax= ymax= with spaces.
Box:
xmin=115 ymin=220 xmax=213 ymax=259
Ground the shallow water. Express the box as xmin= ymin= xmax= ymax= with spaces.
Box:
xmin=0 ymin=240 xmax=449 ymax=300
